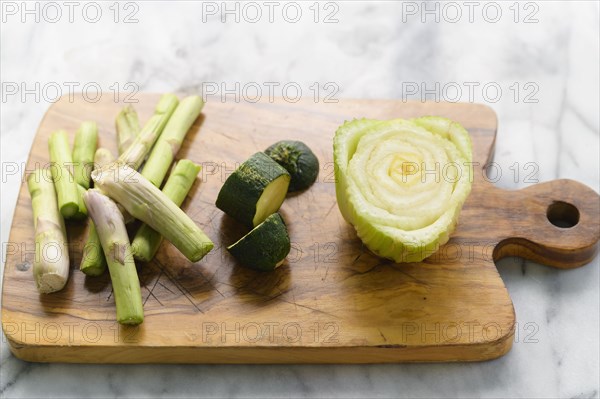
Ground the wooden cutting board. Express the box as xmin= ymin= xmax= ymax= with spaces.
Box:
xmin=2 ymin=95 xmax=599 ymax=363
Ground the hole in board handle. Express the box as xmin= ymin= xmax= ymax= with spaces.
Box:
xmin=547 ymin=201 xmax=580 ymax=228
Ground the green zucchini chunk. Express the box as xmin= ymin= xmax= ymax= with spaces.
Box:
xmin=227 ymin=213 xmax=291 ymax=271
xmin=216 ymin=152 xmax=290 ymax=227
xmin=265 ymin=140 xmax=319 ymax=192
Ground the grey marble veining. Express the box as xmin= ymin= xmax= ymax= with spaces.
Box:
xmin=1 ymin=1 xmax=598 ymax=398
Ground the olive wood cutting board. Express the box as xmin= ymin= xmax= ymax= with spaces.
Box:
xmin=2 ymin=95 xmax=599 ymax=363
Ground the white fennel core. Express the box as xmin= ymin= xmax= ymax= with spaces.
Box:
xmin=334 ymin=117 xmax=473 ymax=263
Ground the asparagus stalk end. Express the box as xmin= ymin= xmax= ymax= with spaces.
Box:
xmin=27 ymin=169 xmax=70 ymax=293
xmin=132 ymin=159 xmax=202 ymax=262
xmin=84 ymin=188 xmax=143 ymax=325
xmin=93 ymin=163 xmax=213 ymax=263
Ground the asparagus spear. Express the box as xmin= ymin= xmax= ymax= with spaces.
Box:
xmin=27 ymin=169 xmax=70 ymax=293
xmin=118 ymin=94 xmax=179 ymax=170
xmin=141 ymin=96 xmax=204 ymax=187
xmin=72 ymin=121 xmax=98 ymax=189
xmin=48 ymin=130 xmax=80 ymax=218
xmin=92 ymin=147 xmax=135 ymax=223
xmin=132 ymin=160 xmax=202 ymax=262
xmin=116 ymin=105 xmax=141 ymax=155
xmin=92 ymin=163 xmax=213 ymax=262
xmin=80 ymin=148 xmax=115 ymax=276
xmin=84 ymin=189 xmax=144 ymax=325
xmin=80 ymin=220 xmax=106 ymax=276
xmin=94 ymin=148 xmax=115 ymax=169
xmin=73 ymin=184 xmax=88 ymax=220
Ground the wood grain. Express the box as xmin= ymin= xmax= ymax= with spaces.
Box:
xmin=2 ymin=95 xmax=598 ymax=363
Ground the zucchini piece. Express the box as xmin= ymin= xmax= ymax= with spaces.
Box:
xmin=216 ymin=152 xmax=290 ymax=227
xmin=227 ymin=213 xmax=291 ymax=271
xmin=265 ymin=140 xmax=319 ymax=192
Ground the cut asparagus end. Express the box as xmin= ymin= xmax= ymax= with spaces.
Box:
xmin=84 ymin=189 xmax=144 ymax=324
xmin=131 ymin=223 xmax=160 ymax=262
xmin=132 ymin=159 xmax=202 ymax=262
xmin=60 ymin=202 xmax=80 ymax=218
xmin=118 ymin=94 xmax=179 ymax=170
xmin=141 ymin=96 xmax=205 ymax=187
xmin=94 ymin=148 xmax=115 ymax=169
xmin=36 ymin=272 xmax=69 ymax=294
xmin=72 ymin=121 xmax=98 ymax=189
xmin=34 ymin=225 xmax=70 ymax=293
xmin=80 ymin=148 xmax=114 ymax=276
xmin=49 ymin=130 xmax=81 ymax=218
xmin=92 ymin=163 xmax=213 ymax=263
xmin=71 ymin=184 xmax=89 ymax=220
xmin=27 ymin=169 xmax=70 ymax=293
xmin=116 ymin=105 xmax=141 ymax=155
xmin=80 ymin=221 xmax=107 ymax=276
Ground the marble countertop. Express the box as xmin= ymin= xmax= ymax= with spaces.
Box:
xmin=1 ymin=1 xmax=598 ymax=398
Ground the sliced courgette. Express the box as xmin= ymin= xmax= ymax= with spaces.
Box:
xmin=216 ymin=152 xmax=290 ymax=227
xmin=227 ymin=213 xmax=291 ymax=271
xmin=265 ymin=140 xmax=319 ymax=192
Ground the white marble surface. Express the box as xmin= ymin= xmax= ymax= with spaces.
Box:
xmin=1 ymin=1 xmax=599 ymax=398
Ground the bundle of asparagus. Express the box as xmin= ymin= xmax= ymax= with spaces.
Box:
xmin=28 ymin=93 xmax=210 ymax=325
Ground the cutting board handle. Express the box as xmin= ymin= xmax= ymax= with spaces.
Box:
xmin=493 ymin=179 xmax=600 ymax=268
